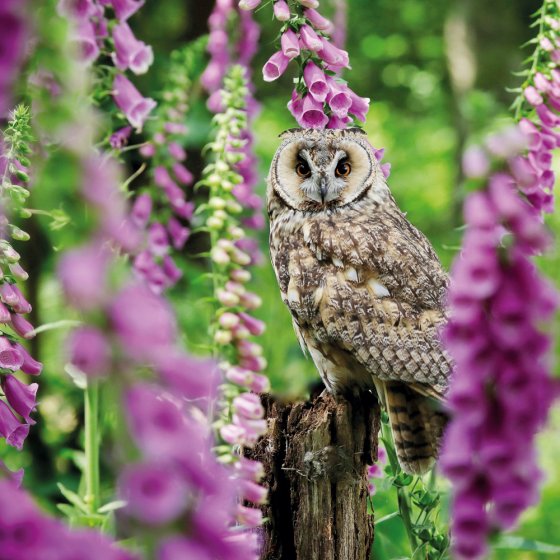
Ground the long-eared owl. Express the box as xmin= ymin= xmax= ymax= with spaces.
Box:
xmin=267 ymin=127 xmax=452 ymax=475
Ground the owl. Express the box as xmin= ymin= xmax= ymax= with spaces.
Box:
xmin=267 ymin=127 xmax=452 ymax=475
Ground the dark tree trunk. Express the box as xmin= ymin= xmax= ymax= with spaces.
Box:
xmin=251 ymin=391 xmax=380 ymax=560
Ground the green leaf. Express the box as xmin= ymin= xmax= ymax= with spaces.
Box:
xmin=57 ymin=483 xmax=88 ymax=514
xmin=98 ymin=500 xmax=127 ymax=514
xmin=492 ymin=535 xmax=560 ymax=554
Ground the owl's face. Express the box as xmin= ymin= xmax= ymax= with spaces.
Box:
xmin=269 ymin=128 xmax=386 ymax=212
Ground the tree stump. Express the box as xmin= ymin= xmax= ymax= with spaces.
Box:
xmin=251 ymin=391 xmax=380 ymax=560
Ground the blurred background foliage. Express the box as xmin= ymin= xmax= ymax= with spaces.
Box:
xmin=2 ymin=0 xmax=559 ymax=558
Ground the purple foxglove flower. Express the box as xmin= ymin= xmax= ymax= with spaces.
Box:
xmin=463 ymin=146 xmax=490 ymax=178
xmin=536 ymin=103 xmax=560 ymax=128
xmin=110 ymin=0 xmax=144 ymax=21
xmin=167 ymin=217 xmax=190 ymax=250
xmin=168 ymin=142 xmax=186 ymax=161
xmin=220 ymin=423 xmax=246 ymax=445
xmin=201 ymin=60 xmax=225 ymax=93
xmin=304 ymin=8 xmax=333 ymax=32
xmin=208 ymin=29 xmax=228 ymax=56
xmin=155 ymin=351 xmax=219 ymax=402
xmin=0 ymin=283 xmax=19 ymax=307
xmin=236 ymin=504 xmax=263 ymax=528
xmin=57 ymin=0 xmax=98 ymax=19
xmin=154 ymin=165 xmax=174 ymax=188
xmin=68 ymin=327 xmax=111 ymax=378
xmin=273 ymin=0 xmax=290 ymax=21
xmin=327 ymin=114 xmax=351 ymax=129
xmin=348 ymin=89 xmax=370 ymax=121
xmin=58 ymin=244 xmax=109 ymax=310
xmin=10 ymin=314 xmax=35 ymax=339
xmin=240 ymin=479 xmax=267 ymax=504
xmin=158 ymin=537 xmax=214 ymax=560
xmin=162 ymin=255 xmax=182 ymax=284
xmin=170 ymin=198 xmax=195 ymax=221
xmin=172 ymin=162 xmax=193 ymax=186
xmin=262 ymin=50 xmax=290 ymax=82
xmin=109 ymin=125 xmax=133 ymax=149
xmin=164 ymin=122 xmax=188 ymax=135
xmin=81 ymin=155 xmax=123 ymax=212
xmin=0 ymin=302 xmax=10 ymax=323
xmin=233 ymin=393 xmax=264 ymax=420
xmin=2 ymin=375 xmax=38 ymax=423
xmin=207 ymin=90 xmax=224 ymax=113
xmin=13 ymin=343 xmax=43 ymax=375
xmin=248 ymin=373 xmax=270 ymax=393
xmin=119 ymin=461 xmax=189 ymax=525
xmin=71 ymin=19 xmax=100 ymax=64
xmin=239 ymin=312 xmax=265 ymax=336
xmin=125 ymin=384 xmax=195 ymax=457
xmin=298 ymin=0 xmax=319 ymax=8
xmin=140 ymin=142 xmax=155 ymax=157
xmin=0 ymin=336 xmax=24 ymax=371
xmin=112 ymin=74 xmax=156 ymax=131
xmin=298 ymin=94 xmax=329 ymax=128
xmin=534 ymin=72 xmax=550 ymax=93
xmin=110 ymin=284 xmax=177 ymax=359
xmin=8 ymin=262 xmax=29 ymax=281
xmin=130 ymin=193 xmax=152 ymax=228
xmin=299 ymin=24 xmax=322 ymax=51
xmin=524 ymin=85 xmax=543 ymax=106
xmin=239 ymin=0 xmax=261 ymax=9
xmin=304 ymin=61 xmax=328 ymax=103
xmin=540 ymin=37 xmax=554 ymax=51
xmin=0 ymin=400 xmax=29 ymax=450
xmin=148 ymin=223 xmax=170 ymax=256
xmin=317 ymin=36 xmax=350 ymax=68
xmin=325 ymin=75 xmax=352 ymax=116
xmin=0 ymin=460 xmax=23 ymax=487
xmin=281 ymin=29 xmax=300 ymax=60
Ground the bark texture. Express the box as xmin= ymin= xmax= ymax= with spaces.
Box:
xmin=251 ymin=391 xmax=380 ymax=560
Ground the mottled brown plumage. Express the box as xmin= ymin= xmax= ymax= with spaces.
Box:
xmin=267 ymin=128 xmax=452 ymax=474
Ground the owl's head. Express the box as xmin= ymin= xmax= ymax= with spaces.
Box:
xmin=268 ymin=128 xmax=387 ymax=212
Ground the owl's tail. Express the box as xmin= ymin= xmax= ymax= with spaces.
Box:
xmin=383 ymin=381 xmax=447 ymax=475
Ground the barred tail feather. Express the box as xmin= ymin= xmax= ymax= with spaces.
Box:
xmin=383 ymin=381 xmax=446 ymax=475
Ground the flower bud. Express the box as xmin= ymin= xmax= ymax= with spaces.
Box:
xmin=214 ymin=329 xmax=233 ymax=345
xmin=217 ymin=289 xmax=239 ymax=307
xmin=219 ymin=312 xmax=240 ymax=329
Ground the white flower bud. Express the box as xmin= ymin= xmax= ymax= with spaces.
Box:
xmin=209 ymin=196 xmax=227 ymax=210
xmin=207 ymin=216 xmax=224 ymax=230
xmin=214 ymin=329 xmax=233 ymax=345
xmin=211 ymin=247 xmax=230 ymax=265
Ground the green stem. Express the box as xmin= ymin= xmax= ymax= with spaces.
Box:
xmin=84 ymin=380 xmax=100 ymax=515
xmin=382 ymin=420 xmax=419 ymax=553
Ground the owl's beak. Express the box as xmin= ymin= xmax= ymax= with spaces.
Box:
xmin=319 ymin=176 xmax=328 ymax=204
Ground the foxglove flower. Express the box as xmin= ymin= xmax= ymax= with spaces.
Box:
xmin=113 ymin=74 xmax=156 ymax=130
xmin=273 ymin=0 xmax=290 ymax=21
xmin=112 ymin=22 xmax=154 ymax=74
xmin=110 ymin=0 xmax=144 ymax=21
xmin=299 ymin=94 xmax=329 ymax=128
xmin=1 ymin=374 xmax=38 ymax=423
xmin=262 ymin=50 xmax=290 ymax=82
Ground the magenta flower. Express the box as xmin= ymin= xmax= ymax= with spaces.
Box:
xmin=299 ymin=24 xmax=322 ymax=51
xmin=112 ymin=22 xmax=153 ymax=74
xmin=273 ymin=0 xmax=290 ymax=21
xmin=58 ymin=243 xmax=109 ymax=311
xmin=304 ymin=61 xmax=328 ymax=102
xmin=281 ymin=29 xmax=300 ymax=60
xmin=348 ymin=89 xmax=370 ymax=121
xmin=172 ymin=162 xmax=193 ymax=185
xmin=2 ymin=374 xmax=38 ymax=423
xmin=239 ymin=0 xmax=261 ymax=9
xmin=304 ymin=8 xmax=333 ymax=32
xmin=0 ymin=400 xmax=29 ymax=450
xmin=0 ymin=336 xmax=24 ymax=371
xmin=110 ymin=283 xmax=177 ymax=359
xmin=155 ymin=351 xmax=219 ymax=403
xmin=158 ymin=537 xmax=215 ymax=560
xmin=298 ymin=94 xmax=329 ymax=128
xmin=109 ymin=126 xmax=133 ymax=149
xmin=119 ymin=461 xmax=189 ymax=525
xmin=325 ymin=75 xmax=351 ymax=116
xmin=110 ymin=0 xmax=144 ymax=21
xmin=70 ymin=18 xmax=100 ymax=64
xmin=262 ymin=50 xmax=290 ymax=82
xmin=112 ymin=74 xmax=156 ymax=131
xmin=318 ymin=36 xmax=350 ymax=68
xmin=67 ymin=326 xmax=112 ymax=378
xmin=130 ymin=193 xmax=152 ymax=228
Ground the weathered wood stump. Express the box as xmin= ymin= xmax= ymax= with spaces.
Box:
xmin=251 ymin=391 xmax=380 ymax=560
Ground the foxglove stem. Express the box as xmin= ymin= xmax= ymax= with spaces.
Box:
xmin=84 ymin=380 xmax=100 ymax=514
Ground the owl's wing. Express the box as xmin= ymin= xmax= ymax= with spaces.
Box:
xmin=301 ymin=201 xmax=452 ymax=397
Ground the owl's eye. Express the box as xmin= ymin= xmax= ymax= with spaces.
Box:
xmin=335 ymin=158 xmax=351 ymax=177
xmin=295 ymin=159 xmax=311 ymax=178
